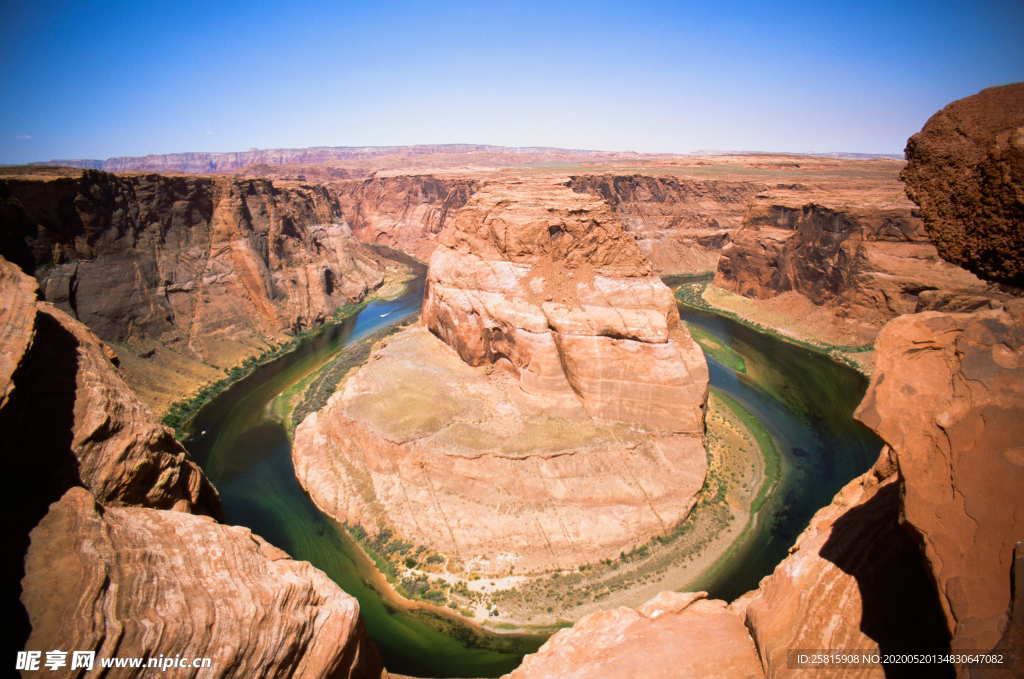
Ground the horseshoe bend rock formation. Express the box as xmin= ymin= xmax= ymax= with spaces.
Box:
xmin=293 ymin=178 xmax=709 ymax=577
xmin=0 ymin=169 xmax=391 ymax=409
xmin=902 ymin=82 xmax=1024 ymax=288
xmin=423 ymin=178 xmax=707 ymax=433
xmin=21 ymin=487 xmax=384 ymax=679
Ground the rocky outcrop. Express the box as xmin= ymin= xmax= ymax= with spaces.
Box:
xmin=714 ymin=201 xmax=995 ymax=338
xmin=423 ymin=178 xmax=708 ymax=432
xmin=902 ymin=83 xmax=1024 ymax=287
xmin=855 ymin=304 xmax=1024 ymax=654
xmin=293 ymin=178 xmax=709 ymax=582
xmin=332 ymin=175 xmax=477 ymax=261
xmin=2 ymin=254 xmax=221 ymax=663
xmin=20 ymin=487 xmax=383 ymax=679
xmin=0 ymin=255 xmax=219 ymax=516
xmin=294 ymin=327 xmax=707 ymax=576
xmin=507 ymin=447 xmax=953 ymax=678
xmin=567 ymin=174 xmax=764 ymax=274
xmin=1 ymin=170 xmax=390 ymax=407
xmin=503 ymin=591 xmax=764 ymax=679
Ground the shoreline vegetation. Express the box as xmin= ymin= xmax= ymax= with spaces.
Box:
xmin=161 ymin=267 xmax=415 ymax=439
xmin=663 ymin=273 xmax=873 ymax=374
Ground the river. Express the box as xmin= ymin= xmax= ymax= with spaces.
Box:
xmin=185 ymin=273 xmax=882 ymax=677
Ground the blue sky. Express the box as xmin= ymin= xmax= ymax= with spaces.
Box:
xmin=1 ymin=0 xmax=1021 ymax=163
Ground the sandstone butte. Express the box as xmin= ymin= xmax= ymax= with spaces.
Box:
xmin=502 ymin=85 xmax=1024 ymax=679
xmin=292 ymin=177 xmax=710 ymax=579
xmin=0 ymin=255 xmax=384 ymax=679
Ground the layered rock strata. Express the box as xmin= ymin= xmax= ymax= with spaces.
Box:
xmin=21 ymin=487 xmax=383 ymax=679
xmin=902 ymin=82 xmax=1024 ymax=288
xmin=333 ymin=175 xmax=477 ymax=261
xmin=714 ymin=201 xmax=995 ymax=340
xmin=422 ymin=178 xmax=708 ymax=433
xmin=1 ymin=170 xmax=390 ymax=408
xmin=567 ymin=174 xmax=764 ymax=274
xmin=3 ymin=254 xmax=384 ymax=677
xmin=294 ymin=178 xmax=709 ymax=578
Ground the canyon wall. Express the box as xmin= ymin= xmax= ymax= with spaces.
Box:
xmin=332 ymin=175 xmax=477 ymax=261
xmin=40 ymin=144 xmax=650 ymax=174
xmin=293 ymin=177 xmax=710 ymax=582
xmin=566 ymin=174 xmax=764 ymax=273
xmin=1 ymin=170 xmax=391 ymax=408
xmin=714 ymin=201 xmax=994 ymax=340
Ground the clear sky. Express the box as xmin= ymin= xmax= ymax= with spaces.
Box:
xmin=1 ymin=0 xmax=1021 ymax=163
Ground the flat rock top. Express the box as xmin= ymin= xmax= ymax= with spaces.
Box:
xmin=341 ymin=326 xmax=643 ymax=456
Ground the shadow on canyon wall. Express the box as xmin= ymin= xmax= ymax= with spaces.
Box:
xmin=820 ymin=482 xmax=953 ymax=678
xmin=1 ymin=313 xmax=84 ymax=662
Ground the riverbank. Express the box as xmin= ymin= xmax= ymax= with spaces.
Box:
xmin=666 ymin=274 xmax=875 ymax=375
xmin=161 ymin=265 xmax=417 ymax=439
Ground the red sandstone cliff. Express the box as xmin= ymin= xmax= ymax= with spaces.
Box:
xmin=1 ymin=170 xmax=392 ymax=408
xmin=714 ymin=201 xmax=996 ymax=339
xmin=2 ymin=253 xmax=384 ymax=677
xmin=332 ymin=175 xmax=477 ymax=261
xmin=566 ymin=174 xmax=764 ymax=273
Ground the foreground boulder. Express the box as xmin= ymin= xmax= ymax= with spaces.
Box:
xmin=20 ymin=487 xmax=383 ymax=679
xmin=855 ymin=304 xmax=1024 ymax=653
xmin=902 ymin=82 xmax=1024 ymax=288
xmin=504 ymin=591 xmax=763 ymax=679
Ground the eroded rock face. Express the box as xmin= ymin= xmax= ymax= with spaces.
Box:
xmin=855 ymin=304 xmax=1024 ymax=653
xmin=20 ymin=487 xmax=383 ymax=679
xmin=423 ymin=178 xmax=708 ymax=433
xmin=1 ymin=170 xmax=389 ymax=407
xmin=333 ymin=175 xmax=478 ymax=261
xmin=737 ymin=448 xmax=951 ymax=678
xmin=2 ymin=254 xmax=220 ymax=663
xmin=503 ymin=591 xmax=764 ymax=679
xmin=566 ymin=175 xmax=764 ymax=274
xmin=902 ymin=83 xmax=1024 ymax=287
xmin=714 ymin=202 xmax=994 ymax=337
xmin=0 ymin=256 xmax=219 ymax=516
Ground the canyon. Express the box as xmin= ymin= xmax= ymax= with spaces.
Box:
xmin=2 ymin=83 xmax=1021 ymax=678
